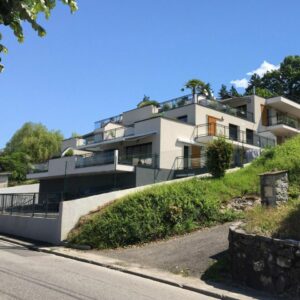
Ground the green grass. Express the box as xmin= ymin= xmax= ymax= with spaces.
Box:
xmin=244 ymin=199 xmax=300 ymax=240
xmin=68 ymin=136 xmax=300 ymax=249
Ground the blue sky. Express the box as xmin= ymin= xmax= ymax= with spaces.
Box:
xmin=0 ymin=0 xmax=300 ymax=147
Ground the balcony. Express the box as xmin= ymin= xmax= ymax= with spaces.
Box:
xmin=198 ymin=99 xmax=254 ymax=122
xmin=83 ymin=126 xmax=134 ymax=146
xmin=158 ymin=95 xmax=194 ymax=112
xmin=76 ymin=151 xmax=114 ymax=168
xmin=267 ymin=114 xmax=300 ymax=136
xmin=95 ymin=114 xmax=123 ymax=129
xmin=119 ymin=153 xmax=159 ymax=168
xmin=29 ymin=162 xmax=49 ymax=174
xmin=27 ymin=151 xmax=160 ymax=180
xmin=195 ymin=123 xmax=275 ymax=148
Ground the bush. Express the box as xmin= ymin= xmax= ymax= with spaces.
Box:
xmin=206 ymin=137 xmax=233 ymax=178
xmin=137 ymin=100 xmax=159 ymax=108
xmin=64 ymin=149 xmax=74 ymax=157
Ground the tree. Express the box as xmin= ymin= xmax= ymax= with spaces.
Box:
xmin=0 ymin=0 xmax=78 ymax=72
xmin=246 ymin=56 xmax=300 ymax=102
xmin=229 ymin=85 xmax=241 ymax=97
xmin=219 ymin=84 xmax=230 ymax=99
xmin=0 ymin=122 xmax=63 ymax=182
xmin=206 ymin=137 xmax=233 ymax=178
xmin=182 ymin=79 xmax=213 ymax=98
xmin=4 ymin=122 xmax=63 ymax=163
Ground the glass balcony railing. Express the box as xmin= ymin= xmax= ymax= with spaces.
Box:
xmin=119 ymin=153 xmax=159 ymax=168
xmin=29 ymin=162 xmax=49 ymax=174
xmin=158 ymin=95 xmax=194 ymax=112
xmin=95 ymin=114 xmax=123 ymax=129
xmin=75 ymin=151 xmax=115 ymax=168
xmin=268 ymin=114 xmax=300 ymax=130
xmin=195 ymin=123 xmax=275 ymax=148
xmin=198 ymin=99 xmax=254 ymax=122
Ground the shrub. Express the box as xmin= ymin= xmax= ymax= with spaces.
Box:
xmin=137 ymin=100 xmax=159 ymax=108
xmin=64 ymin=149 xmax=74 ymax=157
xmin=206 ymin=137 xmax=233 ymax=178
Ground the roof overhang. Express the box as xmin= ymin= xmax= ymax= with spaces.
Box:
xmin=78 ymin=131 xmax=157 ymax=151
xmin=266 ymin=97 xmax=300 ymax=118
xmin=266 ymin=124 xmax=300 ymax=136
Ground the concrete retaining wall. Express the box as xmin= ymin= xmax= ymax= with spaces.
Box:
xmin=0 ymin=166 xmax=244 ymax=244
xmin=0 ymin=214 xmax=61 ymax=244
xmin=229 ymin=223 xmax=300 ymax=298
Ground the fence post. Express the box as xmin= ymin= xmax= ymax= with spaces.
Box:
xmin=45 ymin=195 xmax=48 ymax=218
xmin=10 ymin=194 xmax=14 ymax=215
xmin=32 ymin=193 xmax=36 ymax=217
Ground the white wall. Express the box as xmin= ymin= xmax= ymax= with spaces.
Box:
xmin=0 ymin=184 xmax=39 ymax=194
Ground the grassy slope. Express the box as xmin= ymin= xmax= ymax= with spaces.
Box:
xmin=69 ymin=136 xmax=300 ymax=249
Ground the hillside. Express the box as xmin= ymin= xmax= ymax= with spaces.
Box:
xmin=68 ymin=136 xmax=300 ymax=249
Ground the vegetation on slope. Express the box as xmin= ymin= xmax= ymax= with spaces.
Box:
xmin=69 ymin=136 xmax=300 ymax=249
xmin=244 ymin=199 xmax=300 ymax=241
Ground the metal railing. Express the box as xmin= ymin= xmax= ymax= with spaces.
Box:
xmin=75 ymin=151 xmax=115 ymax=168
xmin=268 ymin=114 xmax=300 ymax=130
xmin=174 ymin=155 xmax=207 ymax=170
xmin=158 ymin=94 xmax=194 ymax=112
xmin=195 ymin=123 xmax=276 ymax=148
xmin=29 ymin=162 xmax=49 ymax=174
xmin=0 ymin=193 xmax=61 ymax=217
xmin=119 ymin=153 xmax=159 ymax=168
xmin=95 ymin=114 xmax=123 ymax=129
xmin=198 ymin=99 xmax=254 ymax=122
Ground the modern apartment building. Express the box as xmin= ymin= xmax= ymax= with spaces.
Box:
xmin=27 ymin=94 xmax=300 ymax=199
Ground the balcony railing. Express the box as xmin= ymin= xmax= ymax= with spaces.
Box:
xmin=119 ymin=153 xmax=159 ymax=168
xmin=268 ymin=114 xmax=300 ymax=130
xmin=0 ymin=193 xmax=61 ymax=217
xmin=195 ymin=123 xmax=275 ymax=148
xmin=158 ymin=95 xmax=194 ymax=112
xmin=75 ymin=151 xmax=115 ymax=168
xmin=174 ymin=155 xmax=207 ymax=170
xmin=198 ymin=99 xmax=254 ymax=122
xmin=84 ymin=126 xmax=134 ymax=145
xmin=95 ymin=114 xmax=123 ymax=129
xmin=29 ymin=162 xmax=49 ymax=174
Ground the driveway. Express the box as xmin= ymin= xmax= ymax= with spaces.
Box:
xmin=98 ymin=223 xmax=231 ymax=278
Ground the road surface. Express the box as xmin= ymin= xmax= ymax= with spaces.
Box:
xmin=0 ymin=239 xmax=213 ymax=300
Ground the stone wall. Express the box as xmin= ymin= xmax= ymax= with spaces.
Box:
xmin=229 ymin=223 xmax=300 ymax=298
xmin=260 ymin=170 xmax=288 ymax=206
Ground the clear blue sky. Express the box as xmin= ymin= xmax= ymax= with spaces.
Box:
xmin=1 ymin=0 xmax=300 ymax=147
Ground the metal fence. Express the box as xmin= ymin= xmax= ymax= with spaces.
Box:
xmin=0 ymin=193 xmax=62 ymax=217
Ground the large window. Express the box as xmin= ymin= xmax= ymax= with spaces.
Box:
xmin=126 ymin=143 xmax=152 ymax=157
xmin=177 ymin=115 xmax=188 ymax=123
xmin=229 ymin=124 xmax=238 ymax=141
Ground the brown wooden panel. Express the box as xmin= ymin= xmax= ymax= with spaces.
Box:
xmin=207 ymin=116 xmax=217 ymax=136
xmin=261 ymin=105 xmax=268 ymax=126
xmin=191 ymin=146 xmax=201 ymax=168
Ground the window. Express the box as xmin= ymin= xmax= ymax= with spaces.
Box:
xmin=246 ymin=129 xmax=254 ymax=145
xmin=126 ymin=143 xmax=152 ymax=157
xmin=177 ymin=115 xmax=188 ymax=123
xmin=229 ymin=124 xmax=238 ymax=141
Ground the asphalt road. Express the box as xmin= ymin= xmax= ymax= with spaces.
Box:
xmin=0 ymin=240 xmax=214 ymax=300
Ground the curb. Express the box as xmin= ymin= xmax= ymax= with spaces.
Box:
xmin=0 ymin=235 xmax=259 ymax=300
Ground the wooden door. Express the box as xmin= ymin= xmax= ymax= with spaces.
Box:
xmin=191 ymin=146 xmax=201 ymax=168
xmin=207 ymin=116 xmax=217 ymax=136
xmin=261 ymin=105 xmax=268 ymax=126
